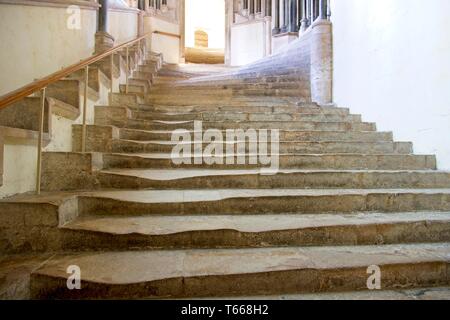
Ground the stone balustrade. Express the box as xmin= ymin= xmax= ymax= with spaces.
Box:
xmin=272 ymin=0 xmax=330 ymax=35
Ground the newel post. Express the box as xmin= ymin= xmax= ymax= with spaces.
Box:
xmin=95 ymin=0 xmax=115 ymax=54
xmin=309 ymin=1 xmax=332 ymax=104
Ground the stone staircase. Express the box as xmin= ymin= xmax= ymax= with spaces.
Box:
xmin=1 ymin=56 xmax=450 ymax=299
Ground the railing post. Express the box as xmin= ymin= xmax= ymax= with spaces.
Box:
xmin=36 ymin=87 xmax=46 ymax=195
xmin=126 ymin=46 xmax=129 ymax=94
xmin=300 ymin=0 xmax=308 ymax=32
xmin=319 ymin=0 xmax=326 ymax=20
xmin=326 ymin=0 xmax=331 ymax=20
xmin=272 ymin=0 xmax=280 ymax=34
xmin=110 ymin=53 xmax=114 ymax=94
xmin=81 ymin=66 xmax=89 ymax=153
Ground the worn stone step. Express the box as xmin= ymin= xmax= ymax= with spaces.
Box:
xmin=145 ymin=88 xmax=310 ymax=100
xmin=76 ymin=189 xmax=450 ymax=216
xmin=60 ymin=212 xmax=450 ymax=250
xmin=131 ymin=111 xmax=362 ymax=122
xmin=144 ymin=97 xmax=306 ymax=107
xmin=119 ymin=128 xmax=392 ymax=142
xmin=150 ymin=81 xmax=309 ymax=92
xmin=128 ymin=78 xmax=152 ymax=91
xmin=132 ymin=71 xmax=154 ymax=81
xmin=138 ymin=64 xmax=158 ymax=74
xmin=110 ymin=140 xmax=412 ymax=155
xmin=234 ymin=88 xmax=310 ymax=97
xmin=97 ymin=169 xmax=450 ymax=190
xmin=103 ymin=153 xmax=437 ymax=170
xmin=202 ymin=287 xmax=450 ymax=300
xmin=169 ymin=74 xmax=311 ymax=86
xmin=119 ymin=84 xmax=146 ymax=95
xmin=31 ymin=243 xmax=450 ymax=299
xmin=113 ymin=119 xmax=377 ymax=132
xmin=73 ymin=126 xmax=395 ymax=154
xmin=112 ymin=92 xmax=296 ymax=108
xmin=130 ymin=104 xmax=350 ymax=115
xmin=109 ymin=93 xmax=144 ymax=106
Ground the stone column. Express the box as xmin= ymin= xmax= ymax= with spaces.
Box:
xmin=95 ymin=0 xmax=115 ymax=54
xmin=300 ymin=0 xmax=308 ymax=32
xmin=265 ymin=0 xmax=272 ymax=16
xmin=264 ymin=0 xmax=272 ymax=56
xmin=288 ymin=0 xmax=298 ymax=32
xmin=225 ymin=0 xmax=234 ymax=65
xmin=256 ymin=0 xmax=261 ymax=14
xmin=243 ymin=0 xmax=249 ymax=11
xmin=249 ymin=0 xmax=255 ymax=18
xmin=179 ymin=0 xmax=186 ymax=63
xmin=310 ymin=19 xmax=333 ymax=104
xmin=272 ymin=0 xmax=280 ymax=34
xmin=281 ymin=0 xmax=288 ymax=33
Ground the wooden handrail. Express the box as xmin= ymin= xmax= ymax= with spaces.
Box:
xmin=153 ymin=30 xmax=181 ymax=39
xmin=0 ymin=32 xmax=152 ymax=110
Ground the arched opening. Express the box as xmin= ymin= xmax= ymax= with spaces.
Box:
xmin=184 ymin=0 xmax=225 ymax=64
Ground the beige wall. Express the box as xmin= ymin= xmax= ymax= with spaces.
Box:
xmin=0 ymin=2 xmax=139 ymax=198
xmin=144 ymin=16 xmax=180 ymax=63
xmin=0 ymin=4 xmax=97 ymax=96
xmin=0 ymin=4 xmax=140 ymax=96
xmin=332 ymin=0 xmax=450 ymax=170
xmin=230 ymin=20 xmax=266 ymax=66
xmin=109 ymin=9 xmax=139 ymax=43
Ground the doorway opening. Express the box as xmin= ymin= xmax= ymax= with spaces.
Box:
xmin=185 ymin=0 xmax=225 ymax=64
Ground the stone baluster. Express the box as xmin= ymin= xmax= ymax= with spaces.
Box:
xmin=156 ymin=0 xmax=161 ymax=10
xmin=265 ymin=0 xmax=272 ymax=16
xmin=243 ymin=0 xmax=248 ymax=11
xmin=249 ymin=0 xmax=255 ymax=17
xmin=256 ymin=0 xmax=262 ymax=14
xmin=326 ymin=0 xmax=331 ymax=20
xmin=288 ymin=0 xmax=298 ymax=32
xmin=318 ymin=0 xmax=324 ymax=19
xmin=300 ymin=0 xmax=308 ymax=31
xmin=313 ymin=0 xmax=320 ymax=22
xmin=272 ymin=0 xmax=280 ymax=34
xmin=306 ymin=0 xmax=312 ymax=25
xmin=281 ymin=0 xmax=288 ymax=33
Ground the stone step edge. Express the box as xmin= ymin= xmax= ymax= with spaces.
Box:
xmin=30 ymin=243 xmax=450 ymax=299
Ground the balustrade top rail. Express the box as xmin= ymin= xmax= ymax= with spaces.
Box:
xmin=0 ymin=32 xmax=152 ymax=111
xmin=153 ymin=30 xmax=181 ymax=39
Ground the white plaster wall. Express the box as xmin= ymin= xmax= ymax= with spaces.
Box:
xmin=109 ymin=10 xmax=139 ymax=43
xmin=0 ymin=138 xmax=37 ymax=198
xmin=230 ymin=21 xmax=265 ymax=66
xmin=0 ymin=4 xmax=97 ymax=96
xmin=0 ymin=3 xmax=135 ymax=198
xmin=0 ymin=78 xmax=110 ymax=198
xmin=144 ymin=16 xmax=180 ymax=63
xmin=331 ymin=0 xmax=450 ymax=169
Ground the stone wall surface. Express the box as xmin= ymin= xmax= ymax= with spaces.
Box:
xmin=332 ymin=0 xmax=450 ymax=169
